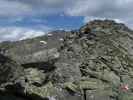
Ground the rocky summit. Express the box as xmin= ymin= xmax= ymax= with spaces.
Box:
xmin=0 ymin=20 xmax=133 ymax=100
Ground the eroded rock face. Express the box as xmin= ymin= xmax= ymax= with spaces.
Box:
xmin=12 ymin=48 xmax=60 ymax=64
xmin=58 ymin=20 xmax=133 ymax=100
xmin=1 ymin=20 xmax=133 ymax=100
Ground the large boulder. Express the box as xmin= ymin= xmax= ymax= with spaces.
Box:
xmin=12 ymin=48 xmax=60 ymax=64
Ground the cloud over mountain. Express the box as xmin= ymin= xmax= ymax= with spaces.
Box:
xmin=1 ymin=0 xmax=133 ymax=19
xmin=0 ymin=26 xmax=51 ymax=42
xmin=0 ymin=0 xmax=133 ymax=41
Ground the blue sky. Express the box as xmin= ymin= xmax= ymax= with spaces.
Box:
xmin=0 ymin=15 xmax=84 ymax=30
xmin=0 ymin=0 xmax=133 ymax=41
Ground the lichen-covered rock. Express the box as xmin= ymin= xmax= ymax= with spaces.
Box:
xmin=54 ymin=62 xmax=82 ymax=83
xmin=24 ymin=82 xmax=56 ymax=98
xmin=24 ymin=68 xmax=46 ymax=85
xmin=10 ymin=48 xmax=60 ymax=64
xmin=1 ymin=20 xmax=133 ymax=100
xmin=86 ymin=89 xmax=116 ymax=100
xmin=58 ymin=20 xmax=133 ymax=100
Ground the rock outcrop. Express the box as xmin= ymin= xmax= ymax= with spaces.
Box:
xmin=0 ymin=54 xmax=24 ymax=85
xmin=1 ymin=20 xmax=133 ymax=100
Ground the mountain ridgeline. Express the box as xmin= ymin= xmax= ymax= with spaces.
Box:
xmin=0 ymin=20 xmax=133 ymax=100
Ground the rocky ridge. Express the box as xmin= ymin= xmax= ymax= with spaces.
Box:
xmin=0 ymin=20 xmax=133 ymax=100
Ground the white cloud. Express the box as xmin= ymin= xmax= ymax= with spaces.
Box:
xmin=2 ymin=0 xmax=133 ymax=24
xmin=0 ymin=26 xmax=51 ymax=42
xmin=66 ymin=0 xmax=103 ymax=16
xmin=3 ymin=0 xmax=67 ymax=16
xmin=65 ymin=0 xmax=133 ymax=17
xmin=1 ymin=0 xmax=133 ymax=19
xmin=64 ymin=0 xmax=133 ymax=28
xmin=43 ymin=0 xmax=64 ymax=7
xmin=0 ymin=0 xmax=32 ymax=16
xmin=0 ymin=0 xmax=133 ymax=40
xmin=83 ymin=16 xmax=105 ymax=23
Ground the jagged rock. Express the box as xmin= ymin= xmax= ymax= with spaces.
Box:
xmin=1 ymin=20 xmax=133 ymax=100
xmin=0 ymin=54 xmax=23 ymax=85
xmin=24 ymin=68 xmax=46 ymax=85
xmin=86 ymin=89 xmax=116 ymax=100
xmin=55 ymin=89 xmax=82 ymax=100
xmin=54 ymin=62 xmax=82 ymax=83
xmin=24 ymin=82 xmax=56 ymax=98
xmin=8 ymin=48 xmax=60 ymax=64
xmin=58 ymin=20 xmax=133 ymax=100
xmin=0 ymin=54 xmax=26 ymax=100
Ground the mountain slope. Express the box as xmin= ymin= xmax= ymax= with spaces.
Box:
xmin=0 ymin=30 xmax=67 ymax=64
xmin=55 ymin=20 xmax=133 ymax=100
xmin=1 ymin=20 xmax=133 ymax=100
